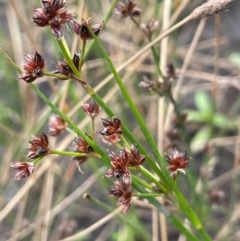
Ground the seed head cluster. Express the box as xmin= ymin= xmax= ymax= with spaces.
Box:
xmin=108 ymin=175 xmax=133 ymax=212
xmin=104 ymin=146 xmax=145 ymax=212
xmin=82 ymin=101 xmax=101 ymax=119
xmin=166 ymin=149 xmax=189 ymax=177
xmin=115 ymin=0 xmax=142 ymax=18
xmin=49 ymin=114 xmax=68 ymax=136
xmin=28 ymin=132 xmax=50 ymax=159
xmin=71 ymin=136 xmax=94 ymax=164
xmin=32 ymin=0 xmax=74 ymax=39
xmin=10 ymin=162 xmax=34 ymax=180
xmin=70 ymin=18 xmax=103 ymax=41
xmin=19 ymin=52 xmax=45 ymax=83
xmin=55 ymin=53 xmax=80 ymax=77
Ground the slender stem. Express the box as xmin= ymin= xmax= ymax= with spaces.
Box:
xmin=134 ymin=193 xmax=162 ymax=198
xmin=121 ymin=135 xmax=130 ymax=149
xmin=132 ymin=175 xmax=155 ymax=191
xmin=84 ymin=193 xmax=112 ymax=211
xmin=32 ymin=156 xmax=44 ymax=165
xmin=57 ymin=38 xmax=82 ymax=79
xmin=91 ymin=118 xmax=95 ymax=140
xmin=139 ymin=166 xmax=167 ymax=193
xmin=43 ymin=71 xmax=68 ymax=80
xmin=66 ymin=127 xmax=78 ymax=137
xmin=50 ymin=149 xmax=100 ymax=158
xmin=79 ymin=40 xmax=86 ymax=70
xmin=0 ymin=48 xmax=21 ymax=73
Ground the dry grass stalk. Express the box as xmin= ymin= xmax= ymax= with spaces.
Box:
xmin=192 ymin=0 xmax=235 ymax=19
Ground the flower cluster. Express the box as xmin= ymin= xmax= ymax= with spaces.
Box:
xmin=10 ymin=162 xmax=34 ymax=180
xmin=11 ymin=132 xmax=50 ymax=180
xmin=19 ymin=52 xmax=45 ymax=83
xmin=55 ymin=53 xmax=80 ymax=77
xmin=32 ymin=0 xmax=74 ymax=39
xmin=28 ymin=132 xmax=50 ymax=159
xmin=115 ymin=0 xmax=142 ymax=18
xmin=105 ymin=145 xmax=145 ymax=212
xmin=141 ymin=19 xmax=159 ymax=38
xmin=70 ymin=18 xmax=103 ymax=41
xmin=166 ymin=149 xmax=189 ymax=177
xmin=49 ymin=114 xmax=68 ymax=136
xmin=105 ymin=145 xmax=145 ymax=178
xmin=82 ymin=100 xmax=101 ymax=119
xmin=99 ymin=117 xmax=122 ymax=145
xmin=108 ymin=175 xmax=132 ymax=212
xmin=71 ymin=136 xmax=94 ymax=164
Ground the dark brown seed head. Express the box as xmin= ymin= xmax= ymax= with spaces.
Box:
xmin=32 ymin=8 xmax=49 ymax=26
xmin=101 ymin=133 xmax=121 ymax=145
xmin=128 ymin=145 xmax=145 ymax=167
xmin=32 ymin=0 xmax=74 ymax=39
xmin=104 ymin=149 xmax=130 ymax=178
xmin=99 ymin=117 xmax=122 ymax=136
xmin=55 ymin=53 xmax=80 ymax=77
xmin=115 ymin=0 xmax=142 ymax=18
xmin=141 ymin=19 xmax=159 ymax=37
xmin=10 ymin=162 xmax=34 ymax=180
xmin=70 ymin=18 xmax=103 ymax=41
xmin=82 ymin=100 xmax=101 ymax=119
xmin=108 ymin=175 xmax=132 ymax=212
xmin=27 ymin=132 xmax=50 ymax=159
xmin=49 ymin=114 xmax=68 ymax=136
xmin=19 ymin=51 xmax=45 ymax=83
xmin=71 ymin=136 xmax=93 ymax=164
xmin=166 ymin=149 xmax=189 ymax=176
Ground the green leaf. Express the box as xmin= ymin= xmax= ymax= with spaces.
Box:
xmin=194 ymin=92 xmax=213 ymax=114
xmin=191 ymin=126 xmax=211 ymax=152
xmin=212 ymin=113 xmax=228 ymax=128
xmin=186 ymin=110 xmax=205 ymax=122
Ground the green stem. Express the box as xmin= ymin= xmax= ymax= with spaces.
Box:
xmin=66 ymin=127 xmax=78 ymax=137
xmin=43 ymin=71 xmax=68 ymax=79
xmin=50 ymin=149 xmax=100 ymax=158
xmin=57 ymin=38 xmax=82 ymax=79
xmin=32 ymin=156 xmax=44 ymax=165
xmin=121 ymin=135 xmax=130 ymax=148
xmin=79 ymin=40 xmax=86 ymax=70
xmin=132 ymin=175 xmax=155 ymax=191
xmin=134 ymin=193 xmax=162 ymax=198
xmin=91 ymin=118 xmax=95 ymax=140
xmin=139 ymin=166 xmax=167 ymax=193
